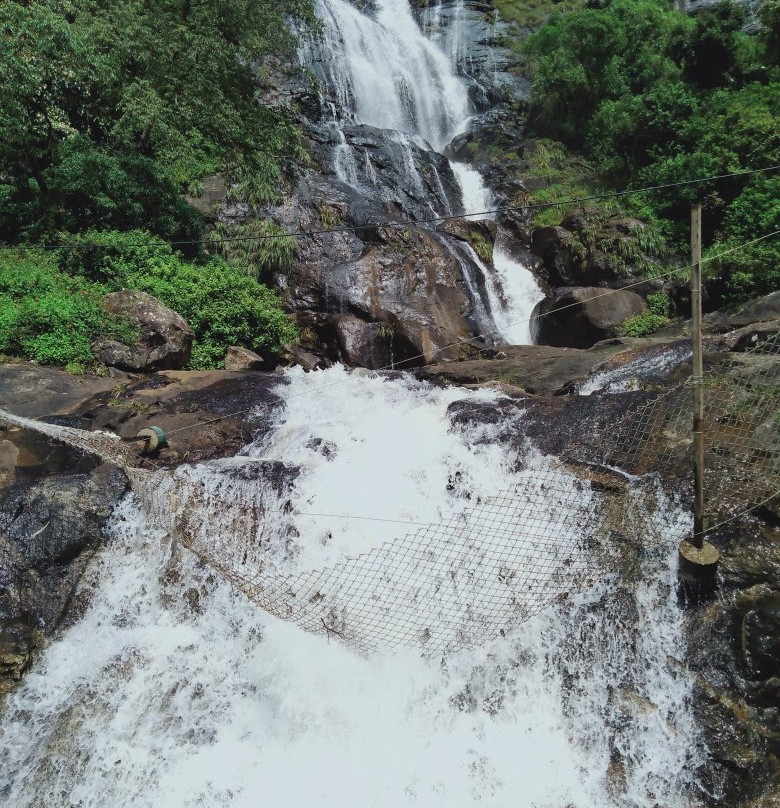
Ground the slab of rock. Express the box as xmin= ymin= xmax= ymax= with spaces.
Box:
xmin=533 ymin=287 xmax=647 ymax=348
xmin=224 ymin=346 xmax=266 ymax=371
xmin=92 ymin=290 xmax=194 ymax=371
xmin=418 ymin=343 xmax=623 ymax=395
xmin=333 ymin=315 xmax=393 ymax=369
xmin=0 ymin=364 xmax=122 ymax=419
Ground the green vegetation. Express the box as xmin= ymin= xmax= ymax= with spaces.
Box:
xmin=0 ymin=235 xmax=297 ymax=370
xmin=58 ymin=231 xmax=298 ymax=369
xmin=0 ymin=0 xmax=314 ymax=243
xmin=468 ymin=231 xmax=495 ymax=264
xmin=618 ymin=291 xmax=671 ymax=337
xmin=0 ymin=0 xmax=311 ymax=370
xmin=520 ymin=0 xmax=780 ymax=302
xmin=0 ymin=249 xmax=135 ymax=367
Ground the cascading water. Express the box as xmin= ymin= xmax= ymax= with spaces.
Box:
xmin=305 ymin=0 xmax=469 ymax=150
xmin=0 ymin=370 xmax=701 ymax=806
xmin=0 ymin=3 xmax=702 ymax=803
xmin=304 ymin=0 xmax=543 ymax=345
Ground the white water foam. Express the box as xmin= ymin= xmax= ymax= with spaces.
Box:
xmin=579 ymin=343 xmax=693 ymax=395
xmin=450 ymin=161 xmax=544 ymax=345
xmin=0 ymin=369 xmax=699 ymax=808
xmin=307 ymin=0 xmax=470 ymax=151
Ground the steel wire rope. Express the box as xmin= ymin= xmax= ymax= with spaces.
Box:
xmin=0 ymin=165 xmax=777 ymax=252
xmin=161 ymin=228 xmax=780 ymax=437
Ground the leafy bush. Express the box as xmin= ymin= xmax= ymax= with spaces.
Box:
xmin=0 ymin=0 xmax=314 ymax=242
xmin=59 ymin=230 xmax=298 ymax=369
xmin=618 ymin=309 xmax=668 ymax=337
xmin=0 ymin=249 xmax=134 ymax=366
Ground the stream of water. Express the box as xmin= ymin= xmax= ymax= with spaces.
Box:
xmin=0 ymin=3 xmax=700 ymax=805
xmin=305 ymin=0 xmax=544 ymax=344
xmin=0 ymin=370 xmax=699 ymax=806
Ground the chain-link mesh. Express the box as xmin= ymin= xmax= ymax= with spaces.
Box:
xmin=604 ymin=332 xmax=780 ymax=521
xmin=1 ymin=330 xmax=777 ymax=653
xmin=128 ymin=463 xmax=687 ymax=655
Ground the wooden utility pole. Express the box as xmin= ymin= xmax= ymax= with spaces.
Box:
xmin=678 ymin=204 xmax=720 ymax=595
xmin=691 ymin=204 xmax=705 ymax=548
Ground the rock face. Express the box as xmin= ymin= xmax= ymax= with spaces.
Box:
xmin=0 ymin=361 xmax=292 ymax=696
xmin=0 ymin=436 xmax=129 ymax=696
xmin=531 ymin=214 xmax=653 ymax=288
xmin=92 ymin=290 xmax=194 ymax=371
xmin=269 ymin=172 xmax=495 ymax=366
xmin=533 ymin=287 xmax=647 ymax=348
xmin=224 ymin=346 xmax=266 ymax=371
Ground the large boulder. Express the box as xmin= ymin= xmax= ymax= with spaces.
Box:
xmin=533 ymin=287 xmax=647 ymax=348
xmin=531 ymin=213 xmax=655 ymax=288
xmin=224 ymin=346 xmax=266 ymax=371
xmin=270 ymin=173 xmax=493 ymax=366
xmin=332 ymin=314 xmax=393 ymax=369
xmin=92 ymin=291 xmax=194 ymax=372
xmin=0 ymin=451 xmax=129 ymax=696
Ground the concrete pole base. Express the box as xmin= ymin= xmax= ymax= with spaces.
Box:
xmin=678 ymin=539 xmax=720 ymax=605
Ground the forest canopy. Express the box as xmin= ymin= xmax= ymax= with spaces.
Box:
xmin=0 ymin=0 xmax=313 ymax=367
xmin=0 ymin=0 xmax=314 ymax=243
xmin=521 ymin=0 xmax=780 ymax=300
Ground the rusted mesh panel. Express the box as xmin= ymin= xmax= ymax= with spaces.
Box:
xmin=129 ymin=462 xmax=686 ymax=655
xmin=604 ymin=333 xmax=780 ymax=519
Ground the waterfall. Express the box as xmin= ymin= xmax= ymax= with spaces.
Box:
xmin=303 ymin=0 xmax=543 ymax=345
xmin=0 ymin=369 xmax=701 ymax=806
xmin=305 ymin=0 xmax=469 ymax=150
xmin=0 ymin=4 xmax=703 ymax=803
xmin=449 ymin=162 xmax=545 ymax=344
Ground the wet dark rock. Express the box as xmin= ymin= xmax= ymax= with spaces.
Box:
xmin=533 ymin=287 xmax=647 ymax=348
xmin=87 ymin=369 xmax=288 ymax=467
xmin=278 ymin=344 xmax=331 ymax=372
xmin=93 ymin=290 xmax=194 ymax=371
xmin=306 ymin=123 xmax=463 ymax=222
xmin=531 ymin=213 xmax=655 ymax=288
xmin=741 ymin=592 xmax=780 ymax=680
xmin=332 ymin=314 xmax=393 ymax=370
xmin=270 ymin=171 xmax=491 ymax=365
xmin=0 ymin=459 xmax=129 ymax=658
xmin=0 ymin=619 xmax=38 ymax=697
xmin=416 ymin=1 xmax=529 ymax=107
xmin=418 ymin=342 xmax=623 ymax=394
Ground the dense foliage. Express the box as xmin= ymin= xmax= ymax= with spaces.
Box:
xmin=0 ymin=237 xmax=297 ymax=370
xmin=522 ymin=0 xmax=779 ymax=301
xmin=0 ymin=0 xmax=310 ymax=370
xmin=0 ymin=0 xmax=313 ymax=242
xmin=0 ymin=249 xmax=134 ymax=369
xmin=62 ymin=231 xmax=298 ymax=369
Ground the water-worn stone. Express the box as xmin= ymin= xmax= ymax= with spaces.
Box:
xmin=269 ymin=172 xmax=490 ymax=366
xmin=0 ymin=619 xmax=37 ymax=697
xmin=533 ymin=287 xmax=647 ymax=348
xmin=332 ymin=314 xmax=393 ymax=369
xmin=0 ymin=461 xmax=129 ymax=643
xmin=531 ymin=213 xmax=654 ymax=288
xmin=418 ymin=342 xmax=624 ymax=394
xmin=92 ymin=290 xmax=194 ymax=371
xmin=224 ymin=346 xmax=266 ymax=371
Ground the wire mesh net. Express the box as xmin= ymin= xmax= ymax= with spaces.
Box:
xmin=128 ymin=462 xmax=687 ymax=655
xmin=1 ymin=330 xmax=777 ymax=653
xmin=604 ymin=332 xmax=780 ymax=520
